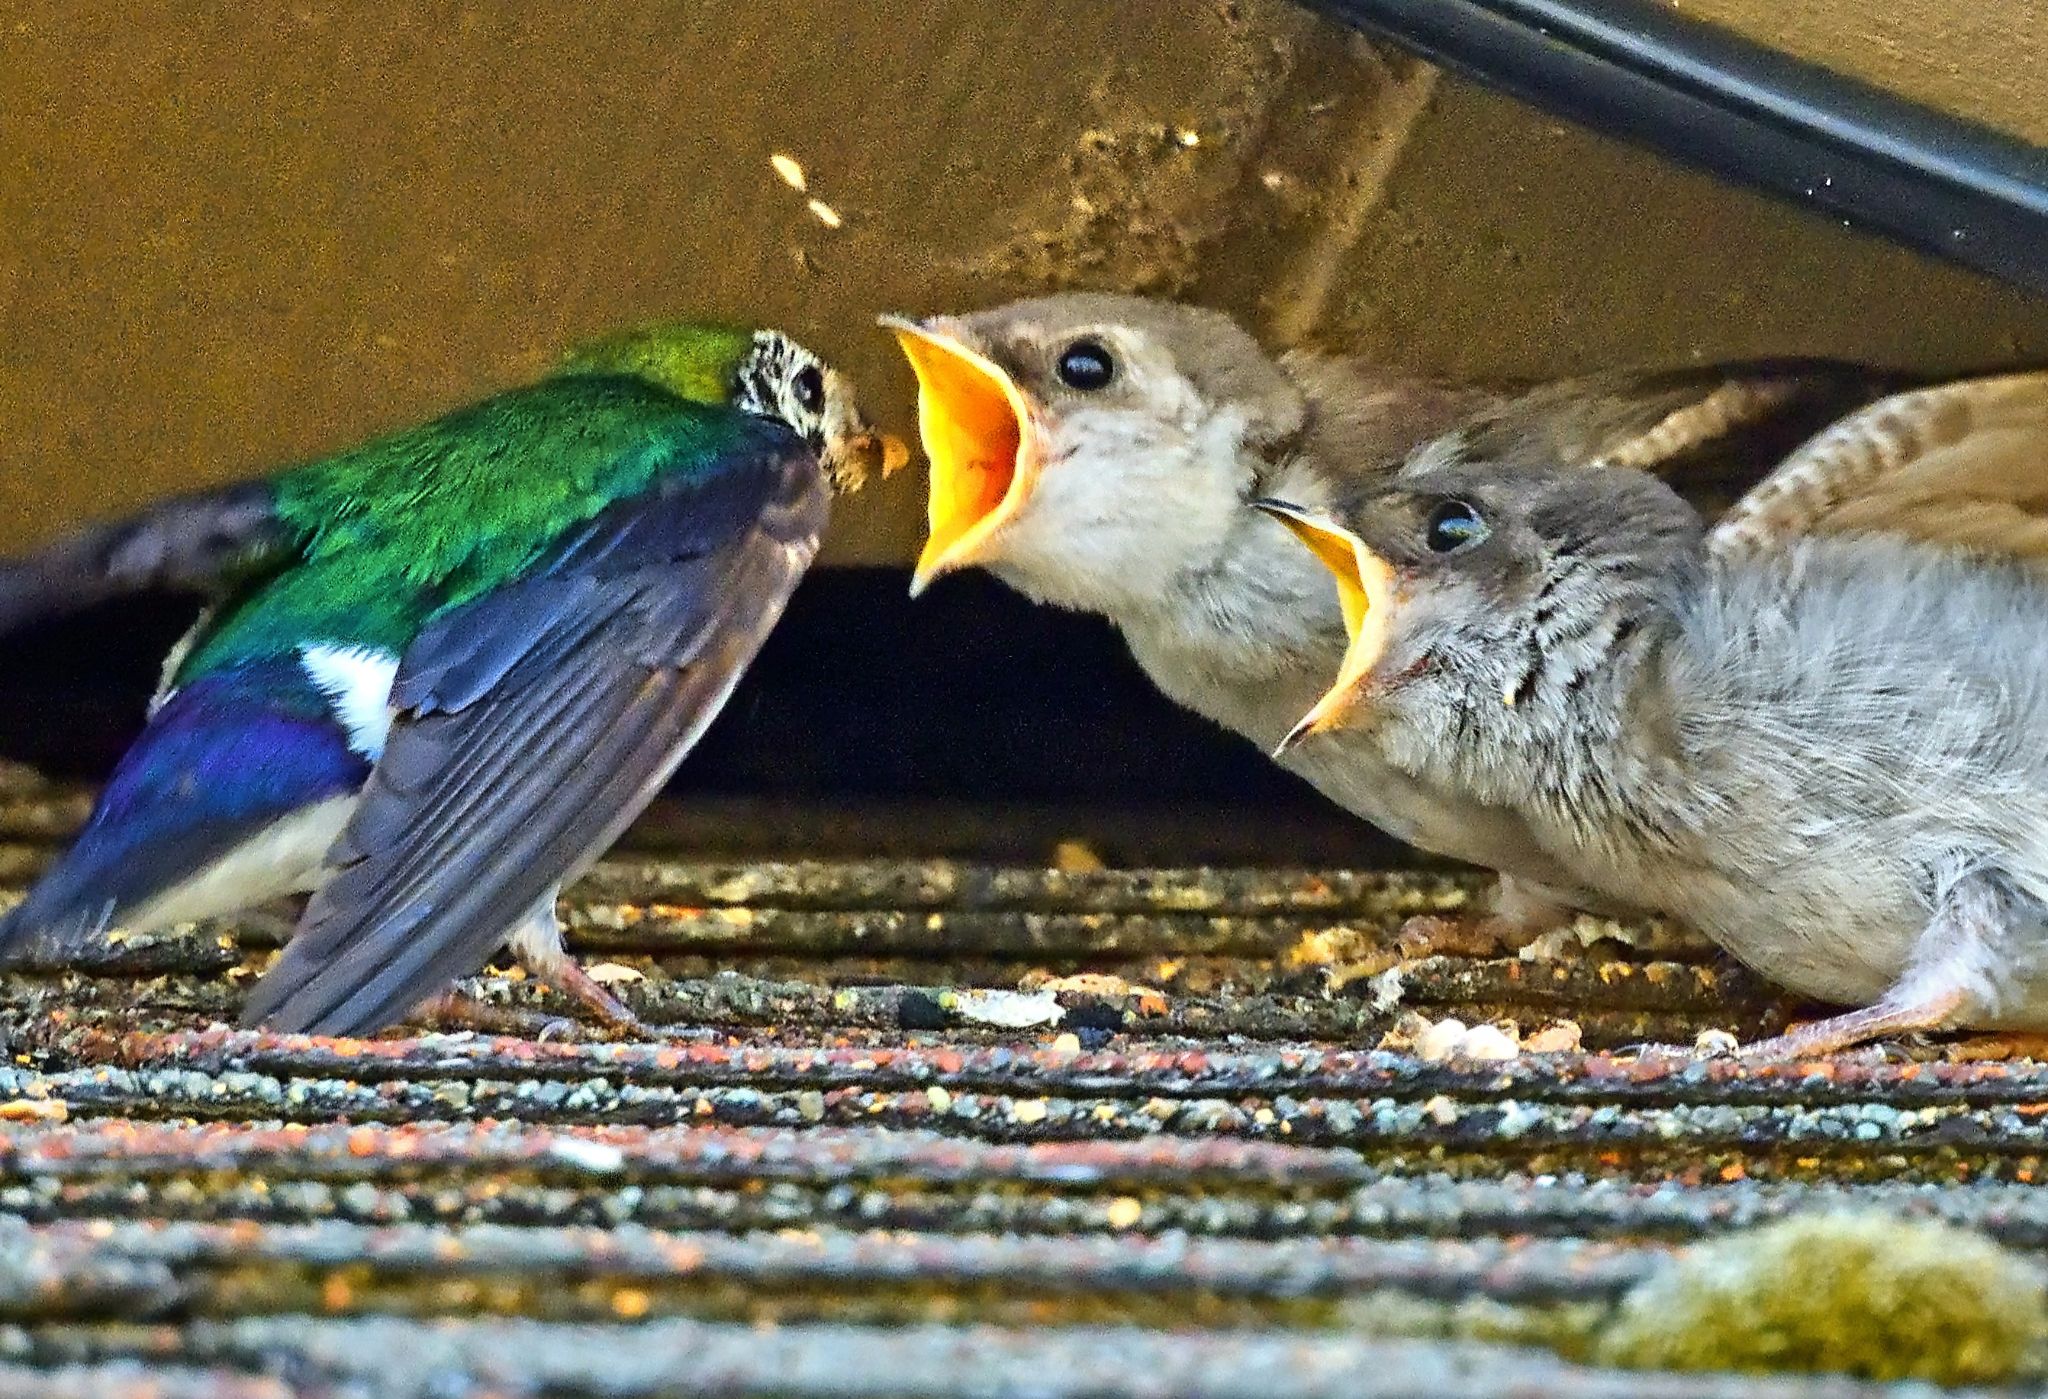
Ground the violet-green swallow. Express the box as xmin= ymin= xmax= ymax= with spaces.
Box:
xmin=0 ymin=322 xmax=902 ymax=1038
xmin=881 ymin=293 xmax=1910 ymax=946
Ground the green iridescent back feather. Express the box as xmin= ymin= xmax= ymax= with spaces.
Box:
xmin=178 ymin=325 xmax=763 ymax=681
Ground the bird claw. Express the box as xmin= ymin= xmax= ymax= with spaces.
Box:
xmin=529 ymin=960 xmax=657 ymax=1042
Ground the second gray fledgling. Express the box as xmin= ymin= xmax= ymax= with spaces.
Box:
xmin=1259 ymin=371 xmax=2048 ymax=1056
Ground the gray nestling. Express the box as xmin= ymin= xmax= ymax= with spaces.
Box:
xmin=1259 ymin=370 xmax=2048 ymax=1057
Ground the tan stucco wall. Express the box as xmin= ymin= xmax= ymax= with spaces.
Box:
xmin=1673 ymin=0 xmax=2048 ymax=148
xmin=3 ymin=2 xmax=2045 ymax=566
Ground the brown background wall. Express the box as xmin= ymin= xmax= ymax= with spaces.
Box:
xmin=4 ymin=1 xmax=2046 ymax=566
xmin=1674 ymin=0 xmax=2048 ymax=146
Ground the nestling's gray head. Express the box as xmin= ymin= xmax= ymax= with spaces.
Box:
xmin=880 ymin=293 xmax=1305 ymax=613
xmin=1257 ymin=465 xmax=1707 ymax=748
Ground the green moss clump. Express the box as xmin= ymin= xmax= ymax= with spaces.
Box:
xmin=1596 ymin=1212 xmax=2047 ymax=1384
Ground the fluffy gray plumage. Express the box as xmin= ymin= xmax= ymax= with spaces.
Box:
xmin=1293 ymin=456 xmax=2048 ymax=1052
xmin=888 ymin=292 xmax=1908 ymax=943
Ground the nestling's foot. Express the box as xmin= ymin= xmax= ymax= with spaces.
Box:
xmin=1398 ymin=879 xmax=1582 ymax=958
xmin=1735 ymin=987 xmax=1967 ymax=1061
xmin=1611 ymin=1032 xmax=1728 ymax=1070
xmin=1942 ymin=1032 xmax=2048 ymax=1063
xmin=1394 ymin=913 xmax=1514 ymax=959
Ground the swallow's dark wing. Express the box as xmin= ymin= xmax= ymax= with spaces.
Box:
xmin=241 ymin=415 xmax=827 ymax=1036
xmin=1709 ymin=370 xmax=2048 ymax=564
xmin=1446 ymin=358 xmax=1920 ymax=518
xmin=0 ymin=482 xmax=294 ymax=635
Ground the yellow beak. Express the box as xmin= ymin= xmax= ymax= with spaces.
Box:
xmin=1252 ymin=500 xmax=1400 ymax=754
xmin=879 ymin=316 xmax=1038 ymax=597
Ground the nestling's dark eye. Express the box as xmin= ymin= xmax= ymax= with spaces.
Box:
xmin=1425 ymin=500 xmax=1488 ymax=553
xmin=1056 ymin=339 xmax=1115 ymax=391
xmin=792 ymin=365 xmax=826 ymax=416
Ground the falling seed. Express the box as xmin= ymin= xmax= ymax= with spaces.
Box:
xmin=806 ymin=198 xmax=843 ymax=229
xmin=1176 ymin=128 xmax=1201 ymax=148
xmin=1105 ymin=1196 xmax=1144 ymax=1229
xmin=770 ymin=153 xmax=807 ymax=192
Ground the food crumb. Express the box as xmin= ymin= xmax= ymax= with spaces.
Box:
xmin=1460 ymin=1023 xmax=1519 ymax=1061
xmin=1694 ymin=1028 xmax=1740 ymax=1056
xmin=1415 ymin=1017 xmax=1470 ymax=1062
xmin=1524 ymin=1021 xmax=1583 ymax=1054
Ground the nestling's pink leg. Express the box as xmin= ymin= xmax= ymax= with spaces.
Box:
xmin=1737 ymin=869 xmax=2020 ymax=1060
xmin=1943 ymin=1032 xmax=2048 ymax=1063
xmin=1738 ymin=987 xmax=1967 ymax=1061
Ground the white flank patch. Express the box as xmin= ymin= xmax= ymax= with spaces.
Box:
xmin=298 ymin=644 xmax=400 ymax=759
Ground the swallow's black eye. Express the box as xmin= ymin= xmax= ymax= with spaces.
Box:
xmin=1056 ymin=339 xmax=1115 ymax=391
xmin=792 ymin=364 xmax=826 ymax=416
xmin=1425 ymin=500 xmax=1488 ymax=553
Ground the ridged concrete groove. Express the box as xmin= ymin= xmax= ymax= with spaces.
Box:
xmin=0 ymin=834 xmax=2037 ymax=1396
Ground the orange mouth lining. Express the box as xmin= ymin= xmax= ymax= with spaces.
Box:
xmin=1253 ymin=500 xmax=1398 ymax=749
xmin=881 ymin=318 xmax=1033 ymax=592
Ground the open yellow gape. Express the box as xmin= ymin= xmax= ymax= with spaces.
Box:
xmin=881 ymin=317 xmax=1037 ymax=596
xmin=1253 ymin=501 xmax=1399 ymax=752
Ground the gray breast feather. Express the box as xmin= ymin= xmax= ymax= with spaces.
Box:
xmin=1637 ymin=535 xmax=2048 ymax=998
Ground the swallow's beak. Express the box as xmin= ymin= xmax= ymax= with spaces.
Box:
xmin=880 ymin=315 xmax=1038 ymax=597
xmin=1252 ymin=499 xmax=1399 ymax=754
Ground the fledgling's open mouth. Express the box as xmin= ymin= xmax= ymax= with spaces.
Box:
xmin=1251 ymin=499 xmax=1400 ymax=753
xmin=880 ymin=316 xmax=1039 ymax=596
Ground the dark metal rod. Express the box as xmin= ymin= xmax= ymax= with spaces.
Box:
xmin=1299 ymin=0 xmax=2048 ymax=297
